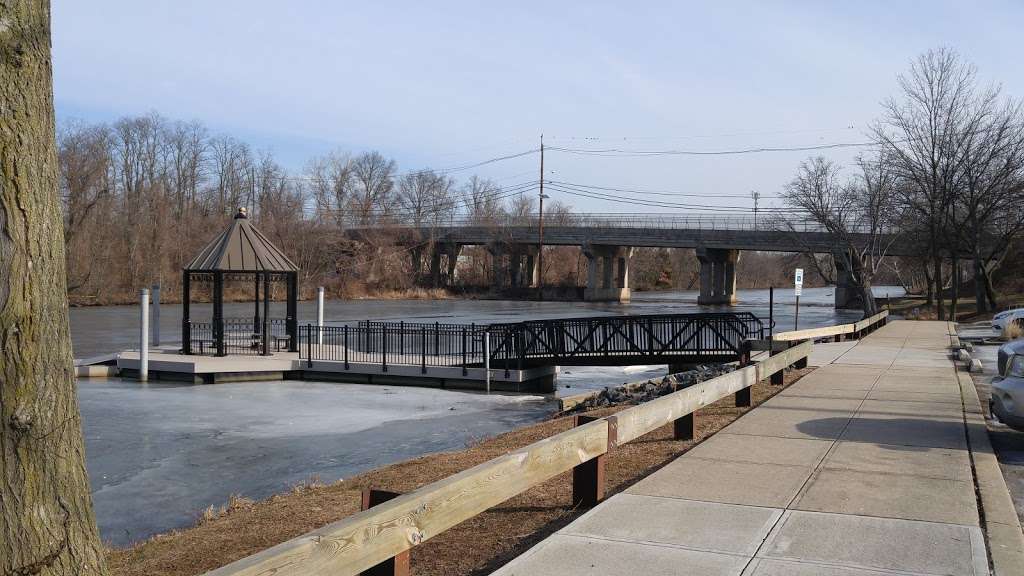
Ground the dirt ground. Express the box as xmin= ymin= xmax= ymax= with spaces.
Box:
xmin=105 ymin=368 xmax=812 ymax=576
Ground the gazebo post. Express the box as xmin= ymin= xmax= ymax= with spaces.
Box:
xmin=262 ymin=271 xmax=271 ymax=356
xmin=181 ymin=270 xmax=192 ymax=354
xmin=214 ymin=271 xmax=226 ymax=357
xmin=254 ymin=272 xmax=261 ymax=336
xmin=286 ymin=272 xmax=298 ymax=352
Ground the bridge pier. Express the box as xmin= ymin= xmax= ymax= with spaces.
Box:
xmin=834 ymin=250 xmax=864 ymax=309
xmin=507 ymin=246 xmax=540 ymax=288
xmin=583 ymin=244 xmax=632 ymax=302
xmin=429 ymin=243 xmax=462 ymax=287
xmin=696 ymin=247 xmax=739 ymax=305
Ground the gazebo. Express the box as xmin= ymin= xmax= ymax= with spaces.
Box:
xmin=181 ymin=207 xmax=299 ymax=356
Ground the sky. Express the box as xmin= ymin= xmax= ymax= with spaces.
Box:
xmin=52 ymin=1 xmax=1024 ymax=214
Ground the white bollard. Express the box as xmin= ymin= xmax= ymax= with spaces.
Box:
xmin=151 ymin=283 xmax=161 ymax=347
xmin=316 ymin=286 xmax=325 ymax=345
xmin=484 ymin=330 xmax=490 ymax=394
xmin=140 ymin=288 xmax=150 ymax=382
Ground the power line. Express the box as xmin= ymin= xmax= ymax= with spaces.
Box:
xmin=544 ymin=182 xmax=799 ymax=212
xmin=544 ymin=125 xmax=858 ymax=141
xmin=546 ymin=141 xmax=876 ymax=157
xmin=547 ymin=179 xmax=783 ymax=199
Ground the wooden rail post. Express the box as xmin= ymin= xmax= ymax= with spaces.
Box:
xmin=674 ymin=407 xmax=696 ymax=441
xmin=769 ymin=340 xmax=784 ymax=385
xmin=572 ymin=415 xmax=612 ymax=507
xmin=360 ymin=489 xmax=410 ymax=576
xmin=794 ymin=341 xmax=808 ymax=369
xmin=735 ymin=341 xmax=752 ymax=407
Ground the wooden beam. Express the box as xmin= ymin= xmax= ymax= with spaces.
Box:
xmin=202 ymin=420 xmax=608 ymax=576
xmin=614 ymin=368 xmax=756 ymax=445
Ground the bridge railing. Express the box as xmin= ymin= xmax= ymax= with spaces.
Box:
xmin=341 ymin=212 xmax=898 ymax=235
xmin=203 ymin=340 xmax=812 ymax=576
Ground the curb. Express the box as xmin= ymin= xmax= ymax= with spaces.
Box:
xmin=956 ymin=365 xmax=1024 ymax=574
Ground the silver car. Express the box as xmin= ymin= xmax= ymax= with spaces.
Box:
xmin=991 ymin=340 xmax=1024 ymax=430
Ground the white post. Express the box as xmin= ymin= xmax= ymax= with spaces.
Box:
xmin=151 ymin=283 xmax=161 ymax=346
xmin=140 ymin=288 xmax=150 ymax=382
xmin=484 ymin=330 xmax=490 ymax=394
xmin=316 ymin=286 xmax=325 ymax=345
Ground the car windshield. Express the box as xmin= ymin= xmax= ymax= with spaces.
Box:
xmin=1009 ymin=355 xmax=1024 ymax=378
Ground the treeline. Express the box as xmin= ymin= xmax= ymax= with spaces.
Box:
xmin=781 ymin=48 xmax=1024 ymax=317
xmin=58 ymin=112 xmax=575 ymax=304
xmin=57 ymin=112 xmax=894 ymax=305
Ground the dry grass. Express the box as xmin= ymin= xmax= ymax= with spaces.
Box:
xmin=891 ymin=291 xmax=1024 ymax=323
xmin=106 ymin=369 xmax=812 ymax=576
xmin=1002 ymin=321 xmax=1023 ymax=340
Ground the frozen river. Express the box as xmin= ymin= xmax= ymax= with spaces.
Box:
xmin=71 ymin=286 xmax=901 ymax=546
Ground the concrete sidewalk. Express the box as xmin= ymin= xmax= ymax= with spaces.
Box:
xmin=493 ymin=320 xmax=1013 ymax=576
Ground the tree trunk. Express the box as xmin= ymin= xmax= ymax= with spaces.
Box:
xmin=0 ymin=2 xmax=109 ymax=575
xmin=923 ymin=260 xmax=934 ymax=306
xmin=858 ymin=277 xmax=878 ymax=317
xmin=973 ymin=254 xmax=988 ymax=314
xmin=983 ymin=264 xmax=1000 ymax=310
xmin=933 ymin=253 xmax=945 ymax=320
xmin=949 ymin=256 xmax=959 ymax=321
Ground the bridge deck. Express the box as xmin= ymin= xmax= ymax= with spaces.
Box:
xmin=492 ymin=321 xmax=999 ymax=576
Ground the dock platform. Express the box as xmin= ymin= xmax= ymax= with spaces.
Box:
xmin=105 ymin=347 xmax=558 ymax=392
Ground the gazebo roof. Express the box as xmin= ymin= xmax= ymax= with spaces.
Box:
xmin=185 ymin=208 xmax=298 ymax=273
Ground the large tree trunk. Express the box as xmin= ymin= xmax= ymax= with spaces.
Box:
xmin=0 ymin=2 xmax=109 ymax=575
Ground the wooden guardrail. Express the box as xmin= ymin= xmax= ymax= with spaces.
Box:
xmin=203 ymin=340 xmax=813 ymax=576
xmin=773 ymin=310 xmax=888 ymax=342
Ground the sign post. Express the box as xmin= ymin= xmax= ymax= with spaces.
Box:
xmin=139 ymin=288 xmax=149 ymax=382
xmin=484 ymin=331 xmax=491 ymax=394
xmin=794 ymin=268 xmax=804 ymax=331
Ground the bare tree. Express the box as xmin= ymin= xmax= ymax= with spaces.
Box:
xmin=397 ymin=169 xmax=454 ymax=226
xmin=781 ymin=156 xmax=898 ymax=316
xmin=948 ymin=96 xmax=1024 ymax=313
xmin=461 ymin=175 xmax=503 ymax=225
xmin=306 ymin=150 xmax=353 ymax=227
xmin=872 ymin=48 xmax=991 ymax=319
xmin=1 ymin=2 xmax=110 ymax=574
xmin=350 ymin=151 xmax=396 ymax=223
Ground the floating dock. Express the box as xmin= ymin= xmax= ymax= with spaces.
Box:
xmin=90 ymin=346 xmax=558 ymax=393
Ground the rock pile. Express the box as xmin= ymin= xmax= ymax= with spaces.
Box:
xmin=562 ymin=364 xmax=735 ymax=415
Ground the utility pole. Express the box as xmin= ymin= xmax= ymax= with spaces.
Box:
xmin=751 ymin=191 xmax=761 ymax=230
xmin=537 ymin=134 xmax=547 ymax=300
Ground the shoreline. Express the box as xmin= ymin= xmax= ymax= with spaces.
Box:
xmin=104 ymin=367 xmax=813 ymax=576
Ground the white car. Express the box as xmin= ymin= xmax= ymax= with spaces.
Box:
xmin=992 ymin=308 xmax=1024 ymax=332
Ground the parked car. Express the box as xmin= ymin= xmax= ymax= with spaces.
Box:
xmin=992 ymin=308 xmax=1024 ymax=332
xmin=991 ymin=339 xmax=1024 ymax=431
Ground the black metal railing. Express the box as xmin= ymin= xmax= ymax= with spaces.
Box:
xmin=302 ymin=312 xmax=766 ymax=373
xmin=304 ymin=323 xmax=485 ymax=375
xmin=187 ymin=317 xmax=290 ymax=356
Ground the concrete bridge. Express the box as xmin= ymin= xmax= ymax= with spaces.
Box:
xmin=347 ymin=214 xmax=915 ymax=309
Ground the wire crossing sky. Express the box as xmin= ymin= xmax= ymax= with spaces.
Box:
xmin=52 ymin=0 xmax=1024 ymax=213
